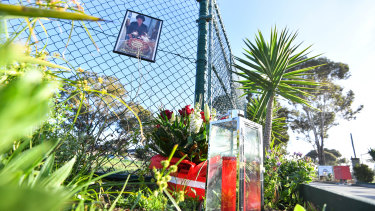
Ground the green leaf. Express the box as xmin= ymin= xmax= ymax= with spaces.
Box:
xmin=0 ymin=4 xmax=102 ymax=21
xmin=33 ymin=154 xmax=55 ymax=186
xmin=187 ymin=136 xmax=193 ymax=146
xmin=322 ymin=203 xmax=327 ymax=211
xmin=39 ymin=156 xmax=76 ymax=189
xmin=109 ymin=174 xmax=130 ymax=211
xmin=284 ymin=64 xmax=325 ymax=77
xmin=0 ymin=70 xmax=59 ymax=154
xmin=19 ymin=56 xmax=70 ymax=71
xmin=163 ymin=189 xmax=181 ymax=211
xmin=293 ymin=204 xmax=306 ymax=211
xmin=0 ymin=142 xmax=52 ymax=185
xmin=0 ymin=43 xmax=23 ymax=66
xmin=0 ymin=185 xmax=67 ymax=211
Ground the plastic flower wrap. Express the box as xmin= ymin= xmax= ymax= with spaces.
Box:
xmin=147 ymin=104 xmax=216 ymax=164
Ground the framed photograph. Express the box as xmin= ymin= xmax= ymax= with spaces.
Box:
xmin=113 ymin=10 xmax=163 ymax=63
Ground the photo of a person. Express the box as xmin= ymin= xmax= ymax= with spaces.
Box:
xmin=126 ymin=14 xmax=148 ymax=39
xmin=114 ymin=10 xmax=163 ymax=63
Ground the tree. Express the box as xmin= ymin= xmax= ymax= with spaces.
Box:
xmin=62 ymin=71 xmax=151 ymax=139
xmin=63 ymin=72 xmax=127 ymax=137
xmin=290 ymin=57 xmax=363 ymax=165
xmin=247 ymin=97 xmax=290 ymax=145
xmin=234 ymin=27 xmax=320 ymax=152
xmin=57 ymin=71 xmax=151 ymax=173
xmin=353 ymin=164 xmax=374 ymax=183
xmin=305 ymin=148 xmax=348 ymax=165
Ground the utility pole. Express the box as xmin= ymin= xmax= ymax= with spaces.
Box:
xmin=351 ymin=133 xmax=357 ymax=158
xmin=350 ymin=133 xmax=360 ymax=177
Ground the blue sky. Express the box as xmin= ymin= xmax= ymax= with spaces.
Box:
xmin=217 ymin=0 xmax=375 ymax=164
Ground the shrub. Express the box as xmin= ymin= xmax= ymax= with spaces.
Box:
xmin=353 ymin=164 xmax=374 ymax=183
xmin=264 ymin=144 xmax=316 ymax=210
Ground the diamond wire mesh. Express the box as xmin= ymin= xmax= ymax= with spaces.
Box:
xmin=5 ymin=0 xmax=244 ymax=174
xmin=209 ymin=1 xmax=246 ymax=115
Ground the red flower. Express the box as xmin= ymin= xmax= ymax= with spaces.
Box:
xmin=200 ymin=111 xmax=206 ymax=122
xmin=200 ymin=111 xmax=211 ymax=122
xmin=156 ymin=124 xmax=161 ymax=128
xmin=178 ymin=105 xmax=194 ymax=117
xmin=161 ymin=110 xmax=173 ymax=120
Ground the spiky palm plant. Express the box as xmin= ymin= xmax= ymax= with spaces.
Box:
xmin=234 ymin=27 xmax=322 ymax=151
xmin=247 ymin=97 xmax=289 ymax=145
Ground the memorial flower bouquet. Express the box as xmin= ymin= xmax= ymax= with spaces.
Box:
xmin=147 ymin=104 xmax=216 ymax=164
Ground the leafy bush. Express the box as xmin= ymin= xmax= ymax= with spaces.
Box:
xmin=119 ymin=190 xmax=169 ymax=210
xmin=117 ymin=187 xmax=201 ymax=210
xmin=264 ymin=144 xmax=316 ymax=210
xmin=353 ymin=164 xmax=374 ymax=183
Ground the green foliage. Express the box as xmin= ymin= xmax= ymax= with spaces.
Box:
xmin=147 ymin=104 xmax=214 ymax=164
xmin=368 ymin=148 xmax=375 ymax=162
xmin=290 ymin=57 xmax=363 ymax=165
xmin=353 ymin=164 xmax=374 ymax=183
xmin=0 ymin=70 xmax=58 ymax=152
xmin=294 ymin=203 xmax=327 ymax=211
xmin=0 ymin=185 xmax=65 ymax=211
xmin=294 ymin=204 xmax=306 ymax=211
xmin=0 ymin=2 xmax=147 ymax=210
xmin=235 ymin=27 xmax=321 ymax=150
xmin=0 ymin=70 xmax=72 ymax=211
xmin=247 ymin=97 xmax=290 ymax=145
xmin=116 ymin=187 xmax=201 ymax=211
xmin=0 ymin=3 xmax=100 ymax=21
xmin=264 ymin=142 xmax=316 ymax=210
xmin=0 ymin=44 xmax=140 ymax=211
xmin=119 ymin=189 xmax=169 ymax=210
xmin=305 ymin=148 xmax=348 ymax=165
xmin=1 ymin=11 xmax=74 ymax=208
xmin=0 ymin=48 xmax=128 ymax=210
xmin=52 ymin=69 xmax=151 ymax=174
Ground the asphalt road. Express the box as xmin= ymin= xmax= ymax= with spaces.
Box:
xmin=309 ymin=182 xmax=375 ymax=205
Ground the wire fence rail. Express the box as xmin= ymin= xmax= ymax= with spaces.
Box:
xmin=5 ymin=0 xmax=244 ymax=174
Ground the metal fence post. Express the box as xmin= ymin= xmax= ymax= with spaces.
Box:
xmin=207 ymin=0 xmax=213 ymax=108
xmin=195 ymin=0 xmax=209 ymax=108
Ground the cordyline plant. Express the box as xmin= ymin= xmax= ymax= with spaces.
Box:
xmin=234 ymin=27 xmax=323 ymax=152
xmin=147 ymin=104 xmax=215 ymax=164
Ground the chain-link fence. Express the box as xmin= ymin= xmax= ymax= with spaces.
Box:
xmin=5 ymin=0 xmax=245 ymax=174
xmin=209 ymin=1 xmax=245 ymax=114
